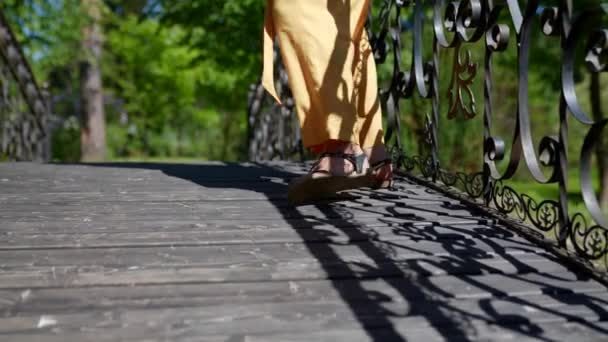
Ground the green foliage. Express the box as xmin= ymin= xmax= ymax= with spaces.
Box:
xmin=51 ymin=117 xmax=81 ymax=162
xmin=2 ymin=0 xmax=86 ymax=161
xmin=159 ymin=0 xmax=264 ymax=110
xmin=3 ymin=0 xmax=249 ymax=161
xmin=2 ymin=0 xmax=85 ymax=80
xmin=3 ymin=0 xmax=605 ymax=171
xmin=102 ymin=15 xmax=246 ymax=159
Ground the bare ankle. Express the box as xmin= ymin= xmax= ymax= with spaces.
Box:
xmin=363 ymin=144 xmax=389 ymax=165
xmin=311 ymin=141 xmax=369 ymax=175
xmin=322 ymin=140 xmax=363 ymax=155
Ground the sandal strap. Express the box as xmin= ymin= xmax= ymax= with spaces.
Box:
xmin=370 ymin=158 xmax=393 ymax=170
xmin=311 ymin=152 xmax=367 ymax=175
xmin=369 ymin=158 xmax=394 ymax=188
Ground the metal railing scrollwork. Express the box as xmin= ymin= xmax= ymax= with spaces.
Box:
xmin=0 ymin=9 xmax=49 ymax=161
xmin=247 ymin=44 xmax=303 ymax=161
xmin=248 ymin=0 xmax=608 ymax=275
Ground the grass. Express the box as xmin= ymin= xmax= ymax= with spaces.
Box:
xmin=507 ymin=167 xmax=602 ymax=223
xmin=492 ymin=168 xmax=608 ymax=272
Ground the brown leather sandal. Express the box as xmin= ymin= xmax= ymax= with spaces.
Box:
xmin=287 ymin=152 xmax=373 ymax=205
xmin=368 ymin=158 xmax=394 ymax=189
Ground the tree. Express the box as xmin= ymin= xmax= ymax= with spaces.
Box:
xmin=159 ymin=0 xmax=264 ymax=109
xmin=80 ymin=0 xmax=106 ymax=161
xmin=102 ymin=16 xmax=217 ymax=157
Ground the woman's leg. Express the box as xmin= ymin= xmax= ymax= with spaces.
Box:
xmin=350 ymin=30 xmax=392 ymax=175
xmin=312 ymin=30 xmax=390 ymax=178
xmin=269 ymin=0 xmax=391 ymax=202
xmin=272 ymin=0 xmax=372 ymax=149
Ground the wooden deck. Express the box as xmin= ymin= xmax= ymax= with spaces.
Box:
xmin=0 ymin=162 xmax=607 ymax=342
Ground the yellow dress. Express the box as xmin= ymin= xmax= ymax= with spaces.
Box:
xmin=262 ymin=0 xmax=384 ymax=150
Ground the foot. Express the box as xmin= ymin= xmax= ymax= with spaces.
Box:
xmin=363 ymin=144 xmax=393 ymax=188
xmin=287 ymin=142 xmax=371 ymax=205
xmin=309 ymin=141 xmax=369 ymax=177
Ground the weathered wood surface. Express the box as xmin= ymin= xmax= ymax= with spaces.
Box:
xmin=0 ymin=162 xmax=606 ymax=342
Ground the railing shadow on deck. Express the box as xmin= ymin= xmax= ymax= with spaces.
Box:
xmin=250 ymin=0 xmax=608 ymax=276
xmin=74 ymin=161 xmax=608 ymax=342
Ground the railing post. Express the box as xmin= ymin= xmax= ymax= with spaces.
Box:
xmin=555 ymin=0 xmax=573 ymax=247
xmin=431 ymin=30 xmax=440 ymax=183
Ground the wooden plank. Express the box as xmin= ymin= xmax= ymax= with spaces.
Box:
xmin=0 ymin=161 xmax=294 ymax=179
xmin=225 ymin=321 xmax=608 ymax=342
xmin=0 ymin=238 xmax=547 ymax=269
xmin=2 ymin=280 xmax=607 ymax=319
xmin=0 ymin=248 xmax=600 ymax=294
xmin=4 ymin=321 xmax=608 ymax=342
xmin=0 ymin=224 xmax=532 ymax=250
xmin=0 ymin=176 xmax=430 ymax=192
xmin=0 ymin=254 xmax=573 ymax=289
xmin=0 ymin=195 xmax=461 ymax=211
xmin=0 ymin=184 xmax=443 ymax=202
xmin=1 ymin=295 xmax=607 ymax=341
xmin=0 ymin=205 xmax=492 ymax=226
xmin=1 ymin=162 xmax=606 ymax=342
xmin=0 ymin=216 xmax=492 ymax=234
xmin=0 ymin=172 xmax=433 ymax=201
xmin=0 ymin=196 xmax=468 ymax=214
xmin=0 ymin=309 xmax=440 ymax=340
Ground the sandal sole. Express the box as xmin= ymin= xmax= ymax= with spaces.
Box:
xmin=287 ymin=174 xmax=377 ymax=205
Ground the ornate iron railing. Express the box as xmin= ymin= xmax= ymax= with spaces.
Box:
xmin=248 ymin=44 xmax=303 ymax=161
xmin=0 ymin=9 xmax=49 ymax=161
xmin=249 ymin=0 xmax=608 ymax=275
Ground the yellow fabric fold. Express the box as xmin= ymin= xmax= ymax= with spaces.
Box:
xmin=262 ymin=0 xmax=384 ymax=149
xmin=262 ymin=0 xmax=281 ymax=104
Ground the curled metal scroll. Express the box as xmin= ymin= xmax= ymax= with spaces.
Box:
xmin=571 ymin=213 xmax=608 ymax=262
xmin=370 ymin=0 xmax=608 ymax=270
xmin=447 ymin=45 xmax=478 ymax=120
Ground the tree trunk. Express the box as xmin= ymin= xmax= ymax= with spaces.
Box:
xmin=590 ymin=73 xmax=608 ymax=211
xmin=80 ymin=0 xmax=106 ymax=161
